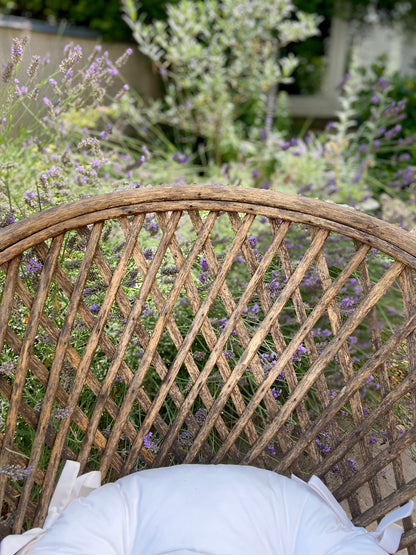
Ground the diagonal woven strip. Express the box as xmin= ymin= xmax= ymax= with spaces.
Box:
xmin=0 ymin=186 xmax=416 ymax=552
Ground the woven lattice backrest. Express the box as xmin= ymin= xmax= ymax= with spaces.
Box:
xmin=0 ymin=186 xmax=416 ymax=550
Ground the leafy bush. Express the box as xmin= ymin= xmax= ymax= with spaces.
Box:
xmin=0 ymin=0 xmax=182 ymax=41
xmin=0 ymin=0 xmax=131 ymax=41
xmin=246 ymin=51 xmax=416 ymax=225
xmin=122 ymin=0 xmax=321 ymax=165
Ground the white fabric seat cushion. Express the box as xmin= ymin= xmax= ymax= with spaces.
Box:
xmin=1 ymin=463 xmax=412 ymax=555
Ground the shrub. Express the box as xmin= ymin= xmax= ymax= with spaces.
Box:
xmin=121 ymin=0 xmax=321 ymax=165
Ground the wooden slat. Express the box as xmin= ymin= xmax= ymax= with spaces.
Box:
xmin=358 ymin=251 xmax=413 ymax=535
xmin=333 ymin=424 xmax=416 ymax=501
xmin=225 ymin=213 xmax=311 ymax=466
xmin=98 ymin=210 xmax=193 ymax=476
xmin=2 ymin=186 xmax=416 ymax=264
xmin=0 ymin=257 xmax=20 ymax=351
xmin=13 ymin=223 xmax=103 ymax=531
xmin=77 ymin=211 xmax=197 ymax=472
xmin=274 ymin=313 xmax=416 ymax=473
xmin=354 ymin=476 xmax=416 ymax=527
xmin=32 ymin=239 xmax=163 ymax=465
xmin=0 ymin=234 xmax=64 ymax=526
xmin=182 ymin=229 xmax=329 ymax=464
xmin=34 ymin=214 xmax=146 ymax=525
xmin=240 ymin=259 xmax=405 ymax=465
xmin=313 ymin=237 xmax=373 ymax=516
xmin=130 ymin=213 xmax=257 ymax=471
xmin=105 ymin=210 xmax=226 ymax=475
xmin=157 ymin=210 xmax=258 ymax=463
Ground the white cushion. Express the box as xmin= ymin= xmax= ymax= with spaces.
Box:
xmin=1 ymin=463 xmax=412 ymax=555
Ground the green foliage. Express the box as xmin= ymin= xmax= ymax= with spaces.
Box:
xmin=122 ymin=0 xmax=321 ymax=165
xmin=0 ymin=36 xmax=135 ymax=218
xmin=357 ymin=57 xmax=416 ymax=139
xmin=0 ymin=0 xmax=180 ymax=41
xmin=0 ymin=0 xmax=131 ymax=41
xmin=259 ymin=50 xmax=416 ymax=223
xmin=294 ymin=0 xmax=416 ymax=27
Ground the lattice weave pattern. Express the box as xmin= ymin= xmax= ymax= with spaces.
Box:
xmin=0 ymin=187 xmax=415 ymax=552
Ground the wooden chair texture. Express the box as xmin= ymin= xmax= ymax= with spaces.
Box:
xmin=0 ymin=185 xmax=416 ymax=551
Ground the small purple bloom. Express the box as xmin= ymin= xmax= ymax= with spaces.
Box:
xmin=271 ymin=387 xmax=282 ymax=399
xmin=25 ymin=258 xmax=42 ymax=272
xmin=143 ymin=432 xmax=153 ymax=449
xmin=266 ymin=444 xmax=276 ymax=456
xmin=172 ymin=152 xmax=189 ymax=164
xmin=200 ymin=256 xmax=209 ymax=272
xmin=248 ymin=235 xmax=258 ymax=248
xmin=260 ymin=128 xmax=268 ymax=140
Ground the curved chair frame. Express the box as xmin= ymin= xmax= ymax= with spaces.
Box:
xmin=0 ymin=186 xmax=415 ymax=551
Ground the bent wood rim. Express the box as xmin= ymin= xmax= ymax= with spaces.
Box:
xmin=1 ymin=185 xmax=416 ymax=266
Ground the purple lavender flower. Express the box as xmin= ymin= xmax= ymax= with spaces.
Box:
xmin=178 ymin=430 xmax=193 ymax=447
xmin=223 ymin=350 xmax=234 ymax=360
xmin=348 ymin=458 xmax=358 ymax=473
xmin=291 ymin=343 xmax=307 ymax=362
xmin=200 ymin=256 xmax=209 ymax=272
xmin=0 ymin=361 xmax=15 ymax=376
xmin=340 ymin=296 xmax=355 ymax=309
xmin=266 ymin=444 xmax=276 ymax=456
xmin=377 ymin=76 xmax=388 ymax=90
xmin=0 ymin=464 xmax=32 ymax=480
xmin=172 ymin=152 xmax=189 ymax=164
xmin=251 ymin=303 xmax=260 ymax=314
xmin=143 ymin=432 xmax=153 ymax=449
xmin=248 ymin=235 xmax=258 ymax=248
xmin=271 ymin=387 xmax=282 ymax=399
xmin=195 ymin=408 xmax=207 ymax=425
xmin=147 ymin=222 xmax=159 ymax=236
xmin=52 ymin=406 xmax=72 ymax=419
xmin=336 ymin=72 xmax=351 ymax=90
xmin=25 ymin=258 xmax=42 ymax=272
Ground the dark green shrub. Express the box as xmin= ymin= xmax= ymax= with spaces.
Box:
xmin=0 ymin=0 xmax=180 ymax=41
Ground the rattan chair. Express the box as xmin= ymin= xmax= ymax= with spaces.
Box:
xmin=0 ymin=186 xmax=415 ymax=552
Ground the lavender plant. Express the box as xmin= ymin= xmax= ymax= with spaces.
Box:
xmin=0 ymin=36 xmax=133 ymax=220
xmin=267 ymin=51 xmax=416 ymax=221
xmin=121 ymin=0 xmax=321 ymax=164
